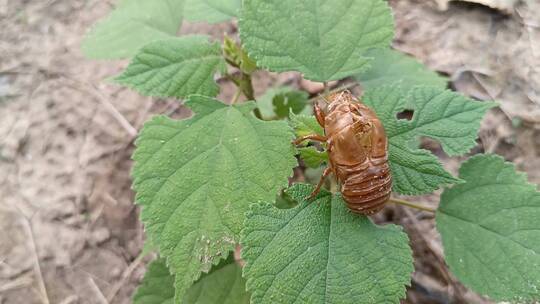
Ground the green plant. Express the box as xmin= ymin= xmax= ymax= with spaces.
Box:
xmin=83 ymin=0 xmax=540 ymax=303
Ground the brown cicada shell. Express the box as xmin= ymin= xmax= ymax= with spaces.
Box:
xmin=294 ymin=91 xmax=392 ymax=215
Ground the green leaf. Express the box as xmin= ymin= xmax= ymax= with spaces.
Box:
xmin=134 ymin=257 xmax=249 ymax=304
xmin=273 ymin=90 xmax=310 ymax=118
xmin=239 ymin=0 xmax=394 ymax=82
xmin=133 ymin=258 xmax=175 ymax=304
xmin=394 ymin=87 xmax=496 ymax=156
xmin=356 ymin=48 xmax=448 ymax=91
xmin=289 ymin=112 xmax=324 ymax=138
xmin=133 ymin=96 xmax=296 ymax=302
xmin=185 ymin=258 xmax=250 ymax=304
xmin=436 ymin=154 xmax=540 ymax=302
xmin=388 ymin=146 xmax=458 ymax=195
xmin=115 ymin=36 xmax=225 ymax=99
xmin=241 ymin=184 xmax=414 ymax=304
xmin=258 ymin=87 xmax=310 ymax=120
xmin=363 ymin=85 xmax=496 ymax=194
xmin=298 ymin=146 xmax=327 ymax=168
xmin=185 ymin=0 xmax=241 ymax=23
xmin=82 ymin=0 xmax=184 ymax=59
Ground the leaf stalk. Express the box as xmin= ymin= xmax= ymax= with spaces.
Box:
xmin=389 ymin=198 xmax=436 ymax=213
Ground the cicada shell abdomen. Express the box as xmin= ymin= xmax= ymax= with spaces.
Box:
xmin=338 ymin=156 xmax=392 ymax=215
xmin=324 ymin=91 xmax=392 ymax=215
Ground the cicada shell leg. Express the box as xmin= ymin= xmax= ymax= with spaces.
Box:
xmin=293 ymin=134 xmax=327 ymax=145
xmin=308 ymin=166 xmax=332 ymax=200
xmin=314 ymin=103 xmax=325 ymax=127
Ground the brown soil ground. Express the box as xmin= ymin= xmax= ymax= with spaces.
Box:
xmin=0 ymin=0 xmax=538 ymax=303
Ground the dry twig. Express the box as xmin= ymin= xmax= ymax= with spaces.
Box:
xmin=87 ymin=276 xmax=109 ymax=304
xmin=106 ymin=254 xmax=145 ymax=303
xmin=20 ymin=216 xmax=50 ymax=304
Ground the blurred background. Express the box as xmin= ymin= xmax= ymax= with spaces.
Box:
xmin=0 ymin=0 xmax=539 ymax=303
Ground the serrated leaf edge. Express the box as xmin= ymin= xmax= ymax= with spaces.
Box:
xmin=114 ymin=37 xmax=225 ymax=99
xmin=132 ymin=97 xmax=297 ymax=303
xmin=240 ymin=184 xmax=414 ymax=303
xmin=238 ymin=0 xmax=394 ymax=82
xmin=398 ymin=86 xmax=498 ymax=157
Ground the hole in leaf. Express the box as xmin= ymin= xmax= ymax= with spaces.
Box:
xmin=396 ymin=109 xmax=413 ymax=121
xmin=419 ymin=136 xmax=444 ymax=157
xmin=274 ymin=189 xmax=298 ymax=209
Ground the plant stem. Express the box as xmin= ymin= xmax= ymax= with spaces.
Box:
xmin=240 ymin=73 xmax=255 ymax=101
xmin=231 ymin=89 xmax=242 ymax=104
xmin=223 ymin=42 xmax=259 ymax=117
xmin=230 ymin=72 xmax=262 ymax=119
xmin=224 ymin=73 xmax=240 ymax=86
xmin=240 ymin=73 xmax=263 ymax=119
xmin=253 ymin=107 xmax=263 ymax=119
xmin=224 ymin=72 xmax=255 ymax=101
xmin=329 ymin=177 xmax=338 ymax=193
xmin=388 ymin=198 xmax=436 ymax=213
